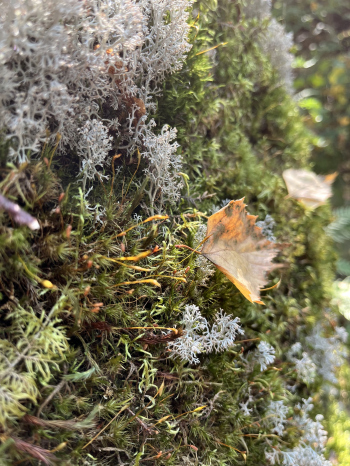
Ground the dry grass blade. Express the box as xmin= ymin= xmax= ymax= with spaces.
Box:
xmin=8 ymin=436 xmax=58 ymax=465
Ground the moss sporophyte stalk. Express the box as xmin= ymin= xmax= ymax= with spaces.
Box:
xmin=0 ymin=0 xmax=346 ymax=465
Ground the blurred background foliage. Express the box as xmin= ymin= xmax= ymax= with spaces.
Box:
xmin=273 ymin=0 xmax=350 ymax=276
xmin=274 ymin=1 xmax=350 ymax=462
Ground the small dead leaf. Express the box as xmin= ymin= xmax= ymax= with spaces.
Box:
xmin=201 ymin=199 xmax=278 ymax=304
xmin=282 ymin=169 xmax=336 ymax=208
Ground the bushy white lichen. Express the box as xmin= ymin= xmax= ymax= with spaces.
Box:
xmin=0 ymin=0 xmax=192 ymax=205
xmin=167 ymin=305 xmax=244 ymax=364
xmin=253 ymin=341 xmax=276 ymax=371
xmin=261 ymin=19 xmax=294 ymax=94
xmin=256 ymin=214 xmax=276 ymax=242
xmin=287 ymin=342 xmax=316 ymax=385
xmin=242 ymin=0 xmax=271 ymax=20
xmin=239 ymin=388 xmax=254 ymax=416
xmin=266 ymin=400 xmax=289 ymax=436
xmin=242 ymin=1 xmax=294 ymax=93
xmin=194 ymin=224 xmax=215 ymax=284
xmin=143 ymin=123 xmax=183 ymax=213
xmin=0 ymin=0 xmax=142 ymax=160
xmin=77 ymin=120 xmax=112 ymax=189
xmin=266 ymin=398 xmax=332 ymax=466
xmin=306 ymin=324 xmax=347 ymax=384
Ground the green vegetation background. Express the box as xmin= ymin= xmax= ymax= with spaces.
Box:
xmin=0 ymin=0 xmax=348 ymax=464
xmin=274 ymin=0 xmax=350 ymax=460
xmin=274 ymin=0 xmax=350 ymax=267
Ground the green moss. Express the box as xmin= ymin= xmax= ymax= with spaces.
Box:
xmin=0 ymin=1 xmax=343 ymax=465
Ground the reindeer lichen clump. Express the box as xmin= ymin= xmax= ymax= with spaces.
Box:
xmin=0 ymin=0 xmax=190 ymax=199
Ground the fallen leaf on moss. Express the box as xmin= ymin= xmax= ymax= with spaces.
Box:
xmin=282 ymin=169 xmax=336 ymax=208
xmin=201 ymin=199 xmax=278 ymax=304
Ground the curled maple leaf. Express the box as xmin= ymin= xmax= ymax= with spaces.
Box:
xmin=282 ymin=169 xmax=336 ymax=208
xmin=201 ymin=199 xmax=279 ymax=304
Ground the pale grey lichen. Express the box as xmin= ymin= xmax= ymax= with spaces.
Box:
xmin=167 ymin=305 xmax=244 ymax=364
xmin=287 ymin=342 xmax=316 ymax=385
xmin=0 ymin=0 xmax=193 ymax=205
xmin=294 ymin=353 xmax=317 ymax=385
xmin=265 ymin=398 xmax=331 ymax=466
xmin=241 ymin=1 xmax=294 ymax=93
xmin=0 ymin=0 xmax=144 ymax=160
xmin=194 ymin=224 xmax=215 ymax=285
xmin=306 ymin=324 xmax=347 ymax=384
xmin=266 ymin=400 xmax=289 ymax=436
xmin=260 ymin=19 xmax=294 ymax=94
xmin=256 ymin=214 xmax=276 ymax=242
xmin=142 ymin=123 xmax=183 ymax=214
xmin=253 ymin=341 xmax=275 ymax=371
xmin=242 ymin=0 xmax=271 ymax=20
xmin=239 ymin=388 xmax=254 ymax=416
xmin=77 ymin=120 xmax=112 ymax=189
xmin=335 ymin=326 xmax=348 ymax=343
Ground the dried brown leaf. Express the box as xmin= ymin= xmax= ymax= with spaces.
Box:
xmin=201 ymin=199 xmax=278 ymax=304
xmin=282 ymin=169 xmax=336 ymax=208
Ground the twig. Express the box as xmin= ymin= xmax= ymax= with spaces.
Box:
xmin=37 ymin=379 xmax=66 ymax=417
xmin=82 ymin=403 xmax=131 ymax=450
xmin=126 ymin=408 xmax=157 ymax=435
xmin=203 ymin=390 xmax=225 ymax=419
xmin=174 ymin=244 xmax=202 ymax=254
xmin=235 ymin=338 xmax=261 ymax=344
